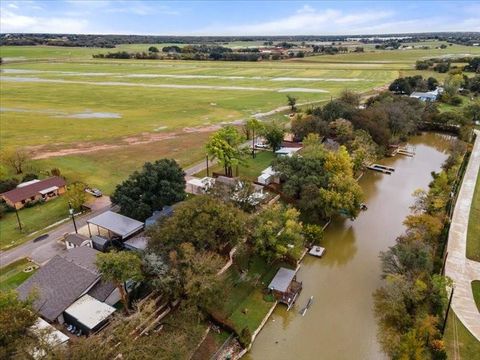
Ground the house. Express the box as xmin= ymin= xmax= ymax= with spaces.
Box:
xmin=17 ymin=247 xmax=119 ymax=333
xmin=257 ymin=166 xmax=280 ymax=185
xmin=0 ymin=176 xmax=66 ymax=209
xmin=268 ymin=267 xmax=302 ymax=309
xmin=410 ymin=88 xmax=442 ymax=102
xmin=87 ymin=211 xmax=144 ymax=241
xmin=145 ymin=206 xmax=174 ymax=228
xmin=64 ymin=233 xmax=92 ymax=250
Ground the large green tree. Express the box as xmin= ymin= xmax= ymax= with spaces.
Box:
xmin=274 ymin=143 xmax=363 ymax=221
xmin=262 ymin=122 xmax=284 ymax=152
xmin=250 ymin=204 xmax=306 ymax=263
xmin=96 ymin=251 xmax=144 ymax=314
xmin=245 ymin=118 xmax=264 ymax=158
xmin=111 ymin=159 xmax=186 ymax=221
xmin=147 ymin=195 xmax=246 ymax=255
xmin=206 ymin=126 xmax=245 ymax=177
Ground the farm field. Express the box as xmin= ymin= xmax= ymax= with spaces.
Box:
xmin=1 ymin=42 xmax=479 ymax=194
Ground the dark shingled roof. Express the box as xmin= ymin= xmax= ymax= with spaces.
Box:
xmin=16 ymin=247 xmax=114 ymax=322
xmin=65 ymin=233 xmax=90 ymax=247
xmin=1 ymin=176 xmax=66 ymax=204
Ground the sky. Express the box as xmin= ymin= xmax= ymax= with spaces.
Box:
xmin=1 ymin=1 xmax=480 ymax=36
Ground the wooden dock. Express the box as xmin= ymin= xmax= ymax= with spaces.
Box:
xmin=367 ymin=164 xmax=395 ymax=175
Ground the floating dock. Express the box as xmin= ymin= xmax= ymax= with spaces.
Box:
xmin=397 ymin=148 xmax=415 ymax=157
xmin=309 ymin=246 xmax=326 ymax=258
xmin=367 ymin=164 xmax=395 ymax=175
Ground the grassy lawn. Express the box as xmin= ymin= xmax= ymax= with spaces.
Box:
xmin=472 ymin=281 xmax=480 ymax=313
xmin=0 ymin=258 xmax=37 ymax=291
xmin=466 ymin=170 xmax=480 ymax=261
xmin=213 ymin=252 xmax=284 ymax=335
xmin=444 ymin=311 xmax=480 ymax=359
xmin=0 ymin=196 xmax=69 ymax=250
xmin=195 ymin=150 xmax=276 ymax=181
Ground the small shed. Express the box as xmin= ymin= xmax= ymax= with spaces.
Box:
xmin=268 ymin=267 xmax=302 ymax=310
xmin=186 ymin=177 xmax=214 ymax=195
xmin=257 ymin=166 xmax=280 ymax=185
xmin=64 ymin=295 xmax=116 ymax=334
xmin=87 ymin=211 xmax=144 ymax=240
xmin=64 ymin=233 xmax=92 ymax=250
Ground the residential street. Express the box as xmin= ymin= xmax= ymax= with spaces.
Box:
xmin=0 ymin=154 xmax=232 ymax=268
xmin=0 ymin=196 xmax=112 ymax=267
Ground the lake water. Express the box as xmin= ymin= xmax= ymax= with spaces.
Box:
xmin=248 ymin=132 xmax=452 ymax=360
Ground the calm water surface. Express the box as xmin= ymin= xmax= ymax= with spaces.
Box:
xmin=248 ymin=133 xmax=452 ymax=360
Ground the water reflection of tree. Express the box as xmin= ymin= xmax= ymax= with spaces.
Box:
xmin=409 ymin=132 xmax=454 ymax=154
xmin=322 ymin=225 xmax=358 ymax=267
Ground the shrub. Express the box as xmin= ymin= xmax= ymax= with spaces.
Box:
xmin=21 ymin=173 xmax=37 ymax=182
xmin=238 ymin=327 xmax=252 ymax=348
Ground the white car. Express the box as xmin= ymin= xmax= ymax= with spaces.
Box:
xmin=85 ymin=188 xmax=103 ymax=197
xmin=255 ymin=143 xmax=269 ymax=149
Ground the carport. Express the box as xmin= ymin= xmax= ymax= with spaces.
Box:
xmin=87 ymin=211 xmax=144 ymax=240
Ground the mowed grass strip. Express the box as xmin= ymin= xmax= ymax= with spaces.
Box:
xmin=444 ymin=311 xmax=480 ymax=359
xmin=466 ymin=171 xmax=480 ymax=262
xmin=0 ymin=258 xmax=37 ymax=291
xmin=0 ymin=197 xmax=69 ymax=250
xmin=472 ymin=281 xmax=480 ymax=313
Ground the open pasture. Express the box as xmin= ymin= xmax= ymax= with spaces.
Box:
xmin=2 ymin=42 xmax=477 ymax=192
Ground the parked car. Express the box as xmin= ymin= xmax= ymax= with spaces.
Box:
xmin=255 ymin=143 xmax=269 ymax=149
xmin=85 ymin=188 xmax=103 ymax=197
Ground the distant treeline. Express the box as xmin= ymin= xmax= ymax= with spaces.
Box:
xmin=1 ymin=32 xmax=479 ymax=48
xmin=416 ymin=57 xmax=480 ymax=73
xmin=92 ymin=45 xmax=305 ymax=61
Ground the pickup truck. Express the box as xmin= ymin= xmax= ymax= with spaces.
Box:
xmin=85 ymin=188 xmax=103 ymax=197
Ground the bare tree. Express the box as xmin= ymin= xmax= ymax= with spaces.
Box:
xmin=2 ymin=149 xmax=30 ymax=174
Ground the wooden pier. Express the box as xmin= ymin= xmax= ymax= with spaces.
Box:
xmin=367 ymin=164 xmax=395 ymax=175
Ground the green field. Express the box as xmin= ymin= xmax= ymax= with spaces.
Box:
xmin=444 ymin=311 xmax=480 ymax=359
xmin=1 ymin=42 xmax=479 ymax=195
xmin=0 ymin=258 xmax=37 ymax=291
xmin=466 ymin=170 xmax=480 ymax=262
xmin=0 ymin=197 xmax=69 ymax=250
xmin=473 ymin=281 xmax=480 ymax=312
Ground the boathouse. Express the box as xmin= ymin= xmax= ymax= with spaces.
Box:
xmin=268 ymin=267 xmax=302 ymax=309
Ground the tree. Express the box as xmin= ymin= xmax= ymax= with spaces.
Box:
xmin=443 ymin=74 xmax=463 ymax=98
xmin=111 ymin=159 xmax=186 ymax=221
xmin=464 ymin=101 xmax=480 ymax=123
xmin=148 ymin=195 xmax=246 ymax=255
xmin=274 ymin=143 xmax=363 ymax=221
xmin=291 ymin=113 xmax=328 ymax=141
xmin=339 ymin=89 xmax=361 ymax=107
xmin=250 ymin=204 xmax=305 ymax=263
xmin=50 ymin=167 xmax=61 ymax=177
xmin=144 ymin=243 xmax=223 ymax=308
xmin=328 ymin=118 xmax=354 ymax=144
xmin=286 ymin=94 xmax=297 ymax=111
xmin=389 ymin=78 xmax=412 ymax=95
xmin=0 ymin=290 xmax=38 ymax=359
xmin=2 ymin=149 xmax=30 ymax=174
xmin=262 ymin=122 xmax=284 ymax=152
xmin=206 ymin=126 xmax=245 ymax=177
xmin=348 ymin=129 xmax=378 ymax=174
xmin=96 ymin=251 xmax=143 ymax=314
xmin=148 ymin=46 xmax=159 ymax=53
xmin=66 ymin=182 xmax=86 ymax=211
xmin=21 ymin=173 xmax=37 ymax=182
xmin=245 ymin=118 xmax=264 ymax=158
xmin=322 ymin=99 xmax=356 ymax=121
xmin=0 ymin=178 xmax=19 ymax=193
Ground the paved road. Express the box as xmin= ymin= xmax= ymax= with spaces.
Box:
xmin=445 ymin=129 xmax=480 ymax=341
xmin=0 ymin=196 xmax=112 ymax=267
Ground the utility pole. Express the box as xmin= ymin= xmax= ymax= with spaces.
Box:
xmin=206 ymin=154 xmax=209 ymax=177
xmin=442 ymin=287 xmax=455 ymax=335
xmin=68 ymin=202 xmax=78 ymax=234
xmin=14 ymin=206 xmax=22 ymax=230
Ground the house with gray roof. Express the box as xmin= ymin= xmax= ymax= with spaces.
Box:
xmin=17 ymin=247 xmax=120 ymax=326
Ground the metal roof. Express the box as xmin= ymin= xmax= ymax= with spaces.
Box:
xmin=64 ymin=295 xmax=116 ymax=330
xmin=268 ymin=267 xmax=296 ymax=293
xmin=87 ymin=211 xmax=144 ymax=239
xmin=1 ymin=176 xmax=66 ymax=203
